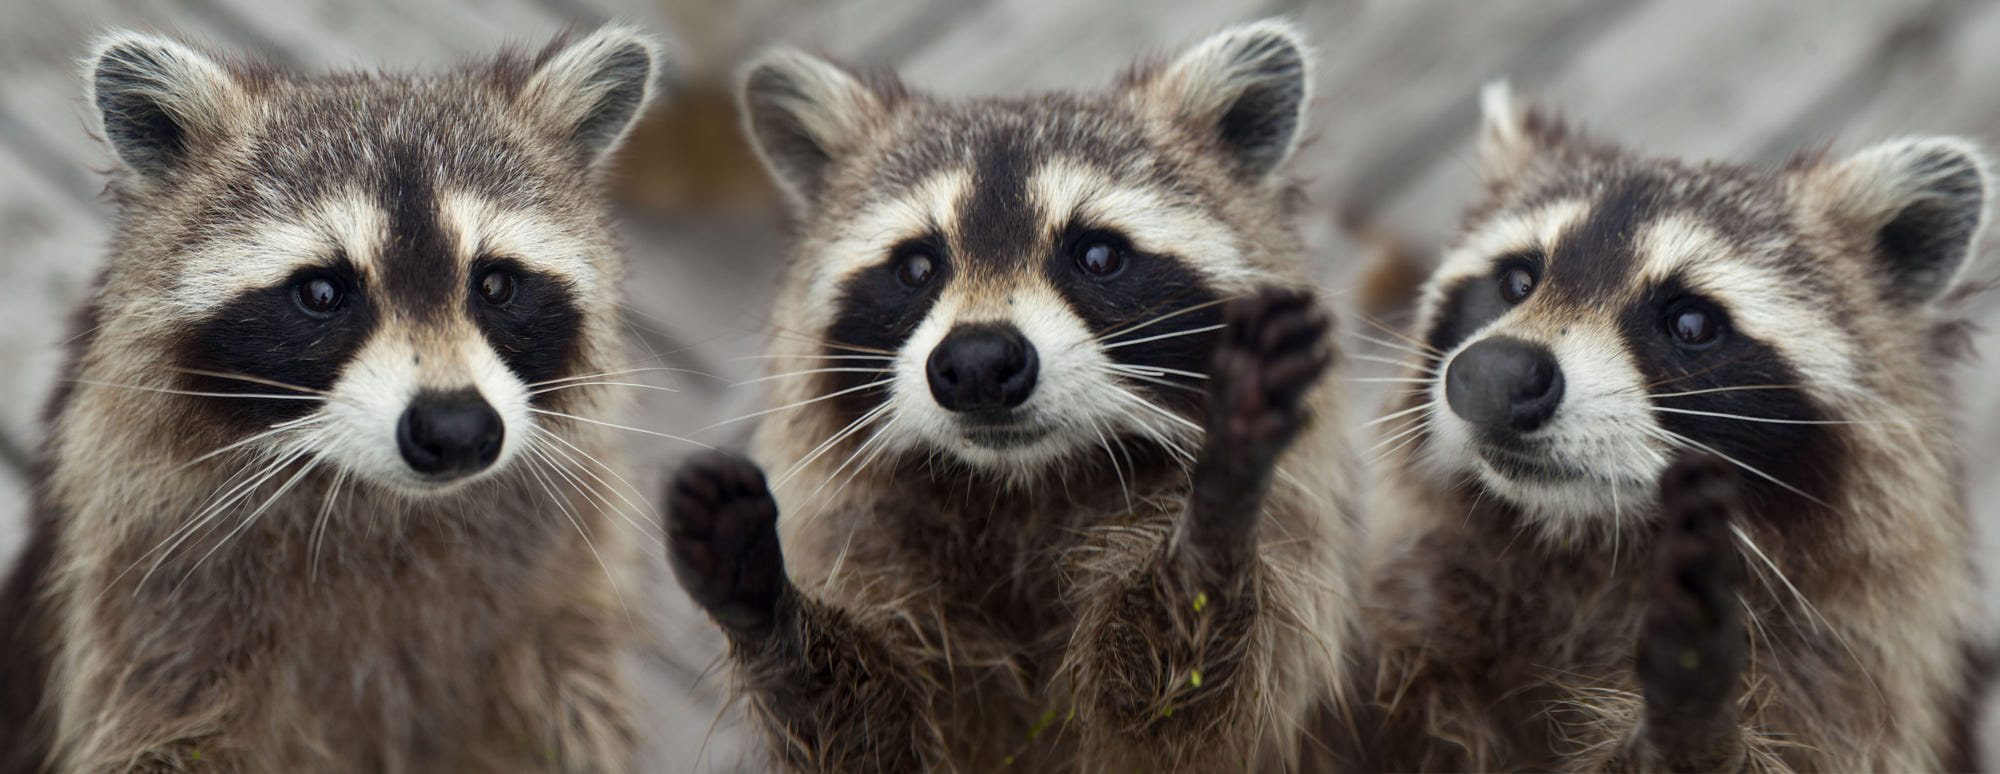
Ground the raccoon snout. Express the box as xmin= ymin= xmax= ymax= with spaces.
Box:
xmin=1445 ymin=336 xmax=1564 ymax=434
xmin=926 ymin=324 xmax=1039 ymax=414
xmin=397 ymin=389 xmax=505 ymax=478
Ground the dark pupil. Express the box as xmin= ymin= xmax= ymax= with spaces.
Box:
xmin=1080 ymin=242 xmax=1122 ymax=276
xmin=298 ymin=278 xmax=340 ymax=313
xmin=899 ymin=253 xmax=935 ymax=287
xmin=480 ymin=270 xmax=516 ymax=304
xmin=1674 ymin=308 xmax=1716 ymax=344
xmin=1500 ymin=266 xmax=1534 ymax=303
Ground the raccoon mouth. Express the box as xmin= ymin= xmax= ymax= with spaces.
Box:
xmin=958 ymin=416 xmax=1054 ymax=450
xmin=1475 ymin=442 xmax=1588 ymax=483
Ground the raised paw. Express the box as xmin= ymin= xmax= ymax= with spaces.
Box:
xmin=1204 ymin=286 xmax=1333 ymax=464
xmin=1636 ymin=453 xmax=1749 ymax=768
xmin=665 ymin=452 xmax=789 ymax=638
xmin=1182 ymin=287 xmax=1332 ymax=563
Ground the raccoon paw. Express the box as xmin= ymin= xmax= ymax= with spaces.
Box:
xmin=1183 ymin=287 xmax=1331 ymax=561
xmin=1637 ymin=454 xmax=1748 ymax=736
xmin=1203 ymin=286 xmax=1332 ymax=466
xmin=666 ymin=452 xmax=789 ymax=638
xmin=1200 ymin=286 xmax=1328 ymax=464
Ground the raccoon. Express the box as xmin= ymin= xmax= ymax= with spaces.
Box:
xmin=0 ymin=27 xmax=662 ymax=773
xmin=662 ymin=20 xmax=1360 ymax=772
xmin=1355 ymin=82 xmax=1992 ymax=771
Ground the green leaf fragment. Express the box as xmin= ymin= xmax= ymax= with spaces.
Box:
xmin=1027 ymin=708 xmax=1058 ymax=740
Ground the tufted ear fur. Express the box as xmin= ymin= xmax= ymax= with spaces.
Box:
xmin=1805 ymin=137 xmax=1992 ymax=308
xmin=519 ymin=25 xmax=665 ymax=169
xmin=738 ymin=49 xmax=896 ymax=215
xmin=86 ymin=31 xmax=244 ymax=184
xmin=1129 ymin=19 xmax=1312 ymax=180
xmin=1473 ymin=79 xmax=1584 ymax=184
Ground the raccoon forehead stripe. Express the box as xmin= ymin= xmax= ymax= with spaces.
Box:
xmin=804 ymin=169 xmax=969 ymax=312
xmin=437 ymin=191 xmax=597 ymax=284
xmin=1543 ymin=179 xmax=1656 ymax=304
xmin=1631 ymin=213 xmax=1733 ymax=285
xmin=170 ymin=191 xmax=385 ymax=315
xmin=376 ymin=144 xmax=460 ymax=325
xmin=956 ymin=132 xmax=1037 ymax=266
xmin=1029 ymin=158 xmax=1253 ymax=285
xmin=1422 ymin=199 xmax=1587 ymax=313
xmin=1635 ymin=216 xmax=1859 ymax=393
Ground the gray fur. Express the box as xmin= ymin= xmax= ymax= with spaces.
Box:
xmin=0 ymin=27 xmax=661 ymax=773
xmin=1356 ymin=84 xmax=1992 ymax=771
xmin=718 ymin=19 xmax=1361 ymax=772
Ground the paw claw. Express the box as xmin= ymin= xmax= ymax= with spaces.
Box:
xmin=665 ymin=452 xmax=788 ymax=637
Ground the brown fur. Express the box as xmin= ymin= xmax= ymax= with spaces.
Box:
xmin=0 ymin=28 xmax=661 ymax=773
xmin=702 ymin=20 xmax=1362 ymax=772
xmin=1354 ymin=85 xmax=1991 ymax=771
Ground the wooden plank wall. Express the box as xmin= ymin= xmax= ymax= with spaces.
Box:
xmin=2 ymin=1 xmax=1997 ymax=768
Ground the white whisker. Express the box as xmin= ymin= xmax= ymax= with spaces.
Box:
xmin=163 ymin=367 xmax=328 ymax=395
xmin=72 ymin=380 xmax=327 ymax=402
xmin=1650 ymin=406 xmax=1903 ymax=426
xmin=529 ymin=381 xmax=680 ymax=396
xmin=1649 ymin=385 xmax=1806 ymax=399
xmin=736 ymin=367 xmax=891 ymax=387
xmin=1364 ymin=401 xmax=1434 ymax=429
xmin=775 ymin=403 xmax=892 ymax=488
xmin=175 ymin=449 xmax=324 ymax=593
xmin=173 ymin=415 xmax=322 ymax=472
xmin=1101 ymin=323 xmax=1227 ymax=351
xmin=1106 ymin=364 xmax=1209 ymax=381
xmin=526 ymin=365 xmax=705 ymax=390
xmin=1092 ymin=294 xmax=1242 ymax=344
xmin=522 ymin=448 xmax=634 ymax=625
xmin=530 ymin=425 xmax=660 ymax=538
xmin=1651 ymin=429 xmax=1829 ymax=509
xmin=530 ymin=408 xmax=714 ymax=450
xmin=699 ymin=379 xmax=895 ymax=432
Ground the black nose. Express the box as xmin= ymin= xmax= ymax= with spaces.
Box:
xmin=397 ymin=389 xmax=504 ymax=478
xmin=926 ymin=324 xmax=1039 ymax=413
xmin=1444 ymin=336 xmax=1565 ymax=434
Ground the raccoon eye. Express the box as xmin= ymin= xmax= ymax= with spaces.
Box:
xmin=897 ymin=251 xmax=937 ymax=288
xmin=1498 ymin=265 xmax=1536 ymax=304
xmin=477 ymin=269 xmax=517 ymax=306
xmin=295 ymin=276 xmax=344 ymax=316
xmin=1669 ymin=305 xmax=1723 ymax=348
xmin=1075 ymin=239 xmax=1125 ymax=278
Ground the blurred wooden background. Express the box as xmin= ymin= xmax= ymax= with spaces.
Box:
xmin=3 ymin=0 xmax=1999 ymax=769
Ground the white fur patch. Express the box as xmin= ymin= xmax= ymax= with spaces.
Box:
xmin=1421 ymin=317 xmax=1666 ymax=529
xmin=436 ymin=189 xmax=599 ymax=285
xmin=800 ymin=169 xmax=970 ymax=319
xmin=1636 ymin=215 xmax=1860 ymax=397
xmin=1412 ymin=199 xmax=1589 ymax=339
xmin=875 ymin=279 xmax=1199 ymax=478
xmin=1028 ymin=158 xmax=1256 ymax=287
xmin=315 ymin=327 xmax=531 ymax=496
xmin=167 ymin=190 xmax=386 ymax=317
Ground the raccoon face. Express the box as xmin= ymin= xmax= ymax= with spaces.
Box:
xmin=86 ymin=28 xmax=658 ymax=495
xmin=741 ymin=22 xmax=1310 ymax=478
xmin=1404 ymin=84 xmax=1989 ymax=528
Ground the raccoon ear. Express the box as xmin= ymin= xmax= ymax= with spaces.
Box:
xmin=739 ymin=49 xmax=896 ymax=213
xmin=1813 ymin=137 xmax=1991 ymax=308
xmin=87 ymin=31 xmax=242 ymax=182
xmin=1476 ymin=80 xmax=1553 ymax=182
xmin=1132 ymin=19 xmax=1311 ymax=180
xmin=520 ymin=25 xmax=664 ymax=168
